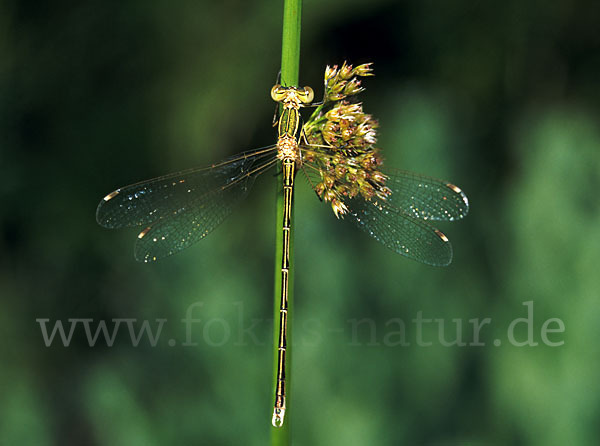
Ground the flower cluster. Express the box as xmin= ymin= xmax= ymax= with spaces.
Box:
xmin=303 ymin=62 xmax=391 ymax=218
xmin=322 ymin=62 xmax=373 ymax=102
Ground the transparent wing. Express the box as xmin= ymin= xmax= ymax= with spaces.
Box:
xmin=345 ymin=196 xmax=453 ymax=266
xmin=96 ymin=146 xmax=278 ymax=262
xmin=97 ymin=146 xmax=277 ymax=228
xmin=298 ymin=145 xmax=469 ymax=222
xmin=134 ymin=162 xmax=274 ymax=262
xmin=382 ymin=168 xmax=469 ymax=221
xmin=298 ymin=163 xmax=323 ymax=196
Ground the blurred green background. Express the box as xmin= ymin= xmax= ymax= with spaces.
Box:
xmin=2 ymin=0 xmax=599 ymax=444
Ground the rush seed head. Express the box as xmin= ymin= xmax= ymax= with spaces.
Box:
xmin=323 ymin=62 xmax=375 ymax=103
xmin=303 ymin=62 xmax=390 ymax=218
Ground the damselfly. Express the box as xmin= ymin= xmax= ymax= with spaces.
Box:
xmin=96 ymin=63 xmax=469 ymax=427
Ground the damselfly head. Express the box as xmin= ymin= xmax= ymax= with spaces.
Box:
xmin=270 ymin=85 xmax=314 ymax=105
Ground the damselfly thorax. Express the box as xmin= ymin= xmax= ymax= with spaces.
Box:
xmin=271 ymin=84 xmax=314 ymax=161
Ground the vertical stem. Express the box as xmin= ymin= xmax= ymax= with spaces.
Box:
xmin=272 ymin=0 xmax=301 ymax=444
xmin=280 ymin=0 xmax=301 ymax=88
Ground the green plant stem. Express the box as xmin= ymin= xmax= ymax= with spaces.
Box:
xmin=272 ymin=0 xmax=301 ymax=444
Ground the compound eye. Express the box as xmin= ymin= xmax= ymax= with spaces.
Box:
xmin=271 ymin=84 xmax=287 ymax=102
xmin=300 ymin=86 xmax=314 ymax=103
